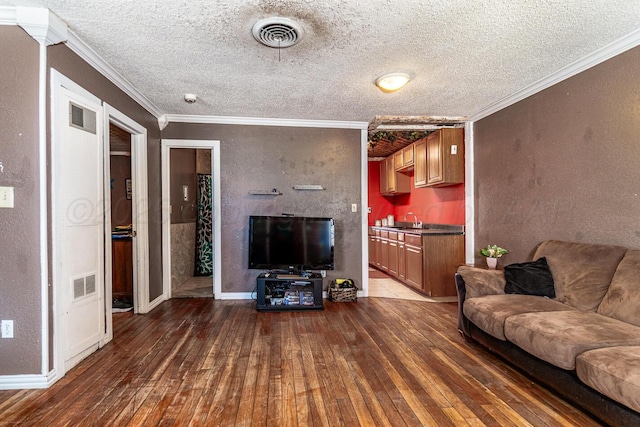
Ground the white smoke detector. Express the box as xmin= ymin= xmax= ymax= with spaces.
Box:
xmin=184 ymin=93 xmax=197 ymax=103
xmin=252 ymin=17 xmax=303 ymax=48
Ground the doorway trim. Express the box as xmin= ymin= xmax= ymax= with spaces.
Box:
xmin=103 ymin=103 xmax=150 ymax=341
xmin=161 ymin=139 xmax=221 ymax=299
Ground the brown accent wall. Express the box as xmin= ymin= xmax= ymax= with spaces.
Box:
xmin=109 ymin=124 xmax=132 ymax=227
xmin=474 ymin=45 xmax=640 ymax=265
xmin=162 ymin=123 xmax=363 ymax=292
xmin=170 ymin=148 xmax=197 ymax=224
xmin=0 ymin=26 xmax=41 ymax=375
xmin=47 ymin=44 xmax=163 ymax=304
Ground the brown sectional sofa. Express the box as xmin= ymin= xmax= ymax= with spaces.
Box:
xmin=456 ymin=240 xmax=640 ymax=426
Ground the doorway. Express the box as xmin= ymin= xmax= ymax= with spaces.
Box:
xmin=169 ymin=148 xmax=213 ymax=298
xmin=109 ymin=123 xmax=134 ymax=311
xmin=161 ymin=140 xmax=221 ymax=300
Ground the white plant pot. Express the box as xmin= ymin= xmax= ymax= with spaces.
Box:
xmin=486 ymin=257 xmax=498 ymax=269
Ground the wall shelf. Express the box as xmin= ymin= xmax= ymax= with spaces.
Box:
xmin=293 ymin=184 xmax=324 ymax=191
xmin=249 ymin=189 xmax=282 ymax=196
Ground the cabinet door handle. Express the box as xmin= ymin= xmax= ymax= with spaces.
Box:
xmin=406 ymin=247 xmax=421 ymax=254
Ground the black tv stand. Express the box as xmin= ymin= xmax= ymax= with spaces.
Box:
xmin=256 ymin=273 xmax=323 ymax=311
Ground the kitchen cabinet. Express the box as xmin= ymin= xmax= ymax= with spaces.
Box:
xmin=397 ymin=234 xmax=406 ymax=280
xmin=112 ymin=237 xmax=133 ymax=303
xmin=413 ymin=138 xmax=427 ymax=187
xmin=380 ymin=156 xmax=411 ymax=195
xmin=369 ymin=231 xmax=378 ymax=266
xmin=404 ymin=234 xmax=423 ymax=291
xmin=379 ymin=230 xmax=389 ymax=271
xmin=368 ymin=227 xmax=465 ymax=297
xmin=426 ymin=128 xmax=464 ymax=187
xmin=394 ymin=144 xmax=414 ymax=172
xmin=388 ymin=231 xmax=399 ymax=276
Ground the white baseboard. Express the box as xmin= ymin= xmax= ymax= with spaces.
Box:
xmin=0 ymin=369 xmax=58 ymax=390
xmin=218 ymin=292 xmax=254 ymax=300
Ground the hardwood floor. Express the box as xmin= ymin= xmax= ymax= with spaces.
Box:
xmin=0 ymin=298 xmax=600 ymax=426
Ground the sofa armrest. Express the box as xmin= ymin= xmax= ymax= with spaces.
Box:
xmin=456 ymin=265 xmax=506 ymax=298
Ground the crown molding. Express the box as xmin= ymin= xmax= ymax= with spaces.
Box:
xmin=0 ymin=6 xmax=17 ymax=25
xmin=160 ymin=114 xmax=368 ymax=130
xmin=1 ymin=6 xmax=163 ymax=119
xmin=65 ymin=29 xmax=164 ymax=118
xmin=15 ymin=6 xmax=66 ymax=46
xmin=471 ymin=28 xmax=640 ymax=121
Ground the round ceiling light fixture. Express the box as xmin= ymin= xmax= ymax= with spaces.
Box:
xmin=252 ymin=17 xmax=303 ymax=48
xmin=375 ymin=73 xmax=411 ymax=93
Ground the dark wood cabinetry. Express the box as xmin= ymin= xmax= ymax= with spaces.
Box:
xmin=380 ymin=156 xmax=411 ymax=195
xmin=413 ymin=138 xmax=427 ymax=187
xmin=369 ymin=228 xmax=464 ymax=297
xmin=425 ymin=128 xmax=464 ymax=187
xmin=112 ymin=237 xmax=133 ymax=302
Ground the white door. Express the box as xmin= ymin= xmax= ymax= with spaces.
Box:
xmin=53 ymin=86 xmax=105 ymax=371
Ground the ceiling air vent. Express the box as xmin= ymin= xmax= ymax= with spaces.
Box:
xmin=252 ymin=17 xmax=303 ymax=48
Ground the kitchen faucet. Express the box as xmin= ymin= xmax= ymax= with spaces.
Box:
xmin=404 ymin=212 xmax=422 ymax=228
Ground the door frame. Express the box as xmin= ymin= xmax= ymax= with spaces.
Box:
xmin=102 ymin=104 xmax=150 ymax=342
xmin=161 ymin=139 xmax=221 ymax=299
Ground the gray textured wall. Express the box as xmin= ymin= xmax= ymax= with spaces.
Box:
xmin=162 ymin=123 xmax=363 ymax=292
xmin=474 ymin=45 xmax=640 ymax=265
xmin=0 ymin=26 xmax=41 ymax=375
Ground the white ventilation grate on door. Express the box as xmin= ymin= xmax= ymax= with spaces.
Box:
xmin=72 ymin=274 xmax=98 ymax=300
xmin=85 ymin=274 xmax=96 ymax=295
xmin=73 ymin=278 xmax=85 ymax=299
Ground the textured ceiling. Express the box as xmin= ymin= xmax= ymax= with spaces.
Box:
xmin=4 ymin=0 xmax=640 ymax=124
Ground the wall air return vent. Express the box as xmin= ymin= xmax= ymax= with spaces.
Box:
xmin=252 ymin=17 xmax=303 ymax=48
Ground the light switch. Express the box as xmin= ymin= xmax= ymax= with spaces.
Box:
xmin=351 ymin=203 xmax=358 ymax=213
xmin=451 ymin=145 xmax=458 ymax=155
xmin=0 ymin=186 xmax=14 ymax=208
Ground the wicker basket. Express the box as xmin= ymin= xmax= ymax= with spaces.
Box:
xmin=328 ymin=280 xmax=357 ymax=302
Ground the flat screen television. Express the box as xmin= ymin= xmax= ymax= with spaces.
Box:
xmin=248 ymin=216 xmax=335 ymax=271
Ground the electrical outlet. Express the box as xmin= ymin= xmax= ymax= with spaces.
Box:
xmin=1 ymin=320 xmax=14 ymax=338
xmin=320 ymin=270 xmax=326 ymax=278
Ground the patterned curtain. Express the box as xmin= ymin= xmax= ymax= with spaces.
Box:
xmin=194 ymin=174 xmax=213 ymax=276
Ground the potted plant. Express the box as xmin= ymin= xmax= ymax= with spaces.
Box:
xmin=480 ymin=244 xmax=509 ymax=269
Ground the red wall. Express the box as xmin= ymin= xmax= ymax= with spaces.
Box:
xmin=368 ymin=161 xmax=465 ymax=226
xmin=367 ymin=162 xmax=394 ymax=225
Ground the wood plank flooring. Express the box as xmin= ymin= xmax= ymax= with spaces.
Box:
xmin=0 ymin=298 xmax=601 ymax=426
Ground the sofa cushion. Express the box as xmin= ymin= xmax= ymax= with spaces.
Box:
xmin=457 ymin=265 xmax=506 ymax=299
xmin=533 ymin=240 xmax=627 ymax=312
xmin=576 ymin=346 xmax=640 ymax=413
xmin=504 ymin=311 xmax=640 ymax=370
xmin=463 ymin=295 xmax=575 ymax=340
xmin=597 ymin=250 xmax=640 ymax=327
xmin=504 ymin=257 xmax=555 ymax=298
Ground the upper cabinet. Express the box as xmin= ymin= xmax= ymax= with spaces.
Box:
xmin=416 ymin=128 xmax=464 ymax=188
xmin=413 ymin=138 xmax=427 ymax=187
xmin=380 ymin=156 xmax=411 ymax=195
xmin=395 ymin=144 xmax=414 ymax=172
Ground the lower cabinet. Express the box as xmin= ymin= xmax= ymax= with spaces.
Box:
xmin=369 ymin=228 xmax=464 ymax=297
xmin=404 ymin=241 xmax=423 ymax=291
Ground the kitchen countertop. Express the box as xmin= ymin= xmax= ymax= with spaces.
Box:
xmin=370 ymin=223 xmax=464 ymax=236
